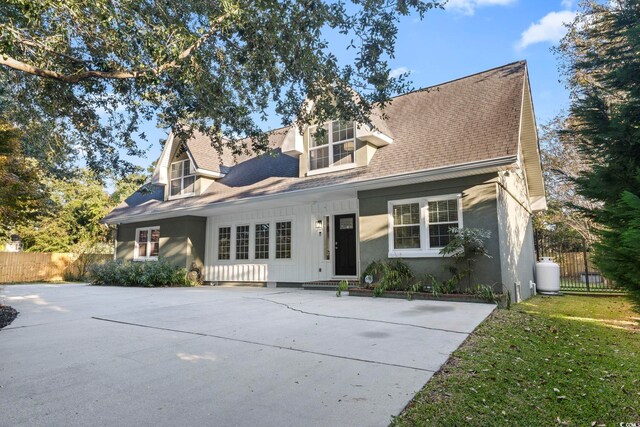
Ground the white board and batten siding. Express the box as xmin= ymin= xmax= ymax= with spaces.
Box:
xmin=203 ymin=198 xmax=359 ymax=283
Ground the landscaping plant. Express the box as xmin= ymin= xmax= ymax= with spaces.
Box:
xmin=361 ymin=260 xmax=414 ymax=297
xmin=336 ymin=280 xmax=349 ymax=297
xmin=88 ymin=258 xmax=196 ymax=287
xmin=440 ymin=227 xmax=491 ymax=291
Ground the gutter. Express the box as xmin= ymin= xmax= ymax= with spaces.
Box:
xmin=105 ymin=155 xmax=518 ymax=225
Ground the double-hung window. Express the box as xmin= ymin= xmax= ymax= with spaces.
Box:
xmin=218 ymin=227 xmax=231 ymax=260
xmin=235 ymin=225 xmax=250 ymax=260
xmin=170 ymin=159 xmax=195 ymax=198
xmin=255 ymin=224 xmax=270 ymax=260
xmin=275 ymin=221 xmax=292 ymax=259
xmin=388 ymin=195 xmax=462 ymax=257
xmin=135 ymin=227 xmax=160 ymax=260
xmin=308 ymin=120 xmax=355 ymax=171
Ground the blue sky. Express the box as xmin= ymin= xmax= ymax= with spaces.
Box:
xmin=128 ymin=0 xmax=576 ymax=172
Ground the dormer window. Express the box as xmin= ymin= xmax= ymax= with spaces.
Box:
xmin=308 ymin=120 xmax=355 ymax=171
xmin=170 ymin=159 xmax=195 ymax=198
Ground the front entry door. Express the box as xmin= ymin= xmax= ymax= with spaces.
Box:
xmin=334 ymin=214 xmax=357 ymax=276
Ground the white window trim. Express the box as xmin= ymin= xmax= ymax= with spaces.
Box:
xmin=134 ymin=226 xmax=160 ymax=261
xmin=168 ymin=159 xmax=196 ymax=200
xmin=387 ymin=194 xmax=463 ymax=258
xmin=213 ymin=219 xmax=295 ymax=263
xmin=307 ymin=121 xmax=356 ymax=173
xmin=254 ymin=222 xmax=271 ymax=260
xmin=216 ymin=225 xmax=232 ymax=261
xmin=235 ymin=224 xmax=251 ymax=261
xmin=274 ymin=220 xmax=294 ymax=260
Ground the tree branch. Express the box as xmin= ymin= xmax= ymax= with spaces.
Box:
xmin=0 ymin=12 xmax=231 ymax=84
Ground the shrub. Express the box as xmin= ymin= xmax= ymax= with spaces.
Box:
xmin=440 ymin=227 xmax=492 ymax=290
xmin=361 ymin=260 xmax=414 ymax=296
xmin=425 ymin=269 xmax=466 ymax=297
xmin=336 ymin=280 xmax=349 ymax=297
xmin=88 ymin=258 xmax=195 ymax=287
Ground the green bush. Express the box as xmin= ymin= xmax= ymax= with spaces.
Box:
xmin=361 ymin=260 xmax=414 ymax=296
xmin=88 ymin=258 xmax=195 ymax=287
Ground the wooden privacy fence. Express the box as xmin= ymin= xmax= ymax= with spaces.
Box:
xmin=0 ymin=252 xmax=112 ymax=283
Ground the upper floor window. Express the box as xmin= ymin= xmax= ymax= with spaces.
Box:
xmin=308 ymin=120 xmax=355 ymax=171
xmin=170 ymin=159 xmax=195 ymax=197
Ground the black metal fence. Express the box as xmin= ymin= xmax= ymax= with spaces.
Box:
xmin=534 ymin=230 xmax=624 ymax=293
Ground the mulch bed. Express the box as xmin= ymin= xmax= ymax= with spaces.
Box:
xmin=0 ymin=305 xmax=18 ymax=329
xmin=348 ymin=288 xmax=492 ymax=304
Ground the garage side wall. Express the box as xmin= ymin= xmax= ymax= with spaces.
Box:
xmin=116 ymin=216 xmax=207 ymax=270
xmin=358 ymin=174 xmax=503 ymax=289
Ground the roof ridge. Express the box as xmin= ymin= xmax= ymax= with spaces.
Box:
xmin=389 ymin=60 xmax=527 ymax=101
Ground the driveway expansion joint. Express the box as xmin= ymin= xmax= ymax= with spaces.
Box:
xmin=250 ymin=297 xmax=471 ymax=335
xmin=91 ymin=316 xmax=435 ymax=372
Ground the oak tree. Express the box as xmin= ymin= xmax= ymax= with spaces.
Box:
xmin=1 ymin=0 xmax=441 ymax=176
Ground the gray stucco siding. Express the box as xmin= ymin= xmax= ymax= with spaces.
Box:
xmin=357 ymin=174 xmax=503 ymax=289
xmin=116 ymin=216 xmax=207 ymax=270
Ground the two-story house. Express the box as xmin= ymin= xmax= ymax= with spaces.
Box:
xmin=103 ymin=61 xmax=546 ymax=301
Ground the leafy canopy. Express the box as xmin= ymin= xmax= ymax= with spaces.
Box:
xmin=0 ymin=122 xmax=48 ymax=240
xmin=0 ymin=0 xmax=441 ymax=177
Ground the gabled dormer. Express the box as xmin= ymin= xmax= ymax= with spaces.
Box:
xmin=152 ymin=131 xmax=227 ymax=201
xmin=280 ymin=117 xmax=394 ymax=178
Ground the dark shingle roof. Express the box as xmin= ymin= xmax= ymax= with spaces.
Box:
xmin=184 ymin=127 xmax=292 ymax=173
xmin=105 ymin=61 xmax=526 ymax=223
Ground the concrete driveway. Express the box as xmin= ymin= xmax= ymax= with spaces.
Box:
xmin=0 ymin=284 xmax=494 ymax=426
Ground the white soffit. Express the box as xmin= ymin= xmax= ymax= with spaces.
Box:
xmin=281 ymin=125 xmax=304 ymax=156
xmin=356 ymin=125 xmax=393 ymax=147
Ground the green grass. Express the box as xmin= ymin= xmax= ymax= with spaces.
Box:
xmin=392 ymin=295 xmax=640 ymax=426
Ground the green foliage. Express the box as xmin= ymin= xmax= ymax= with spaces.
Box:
xmin=592 ymin=191 xmax=640 ymax=291
xmin=473 ymin=284 xmax=500 ymax=304
xmin=405 ymin=282 xmax=424 ymax=301
xmin=335 ymin=279 xmax=349 ymax=297
xmin=426 ymin=270 xmax=466 ymax=297
xmin=16 ymin=171 xmax=112 ymax=252
xmin=361 ymin=259 xmax=414 ymax=297
xmin=440 ymin=227 xmax=491 ymax=290
xmin=0 ymin=122 xmax=48 ymax=240
xmin=557 ymin=1 xmax=640 ymax=291
xmin=0 ymin=0 xmax=442 ymax=177
xmin=89 ymin=258 xmax=195 ymax=287
xmin=109 ymin=169 xmax=151 ymax=206
xmin=440 ymin=227 xmax=491 ymax=261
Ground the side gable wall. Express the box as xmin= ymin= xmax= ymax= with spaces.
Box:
xmin=496 ymin=169 xmax=536 ymax=301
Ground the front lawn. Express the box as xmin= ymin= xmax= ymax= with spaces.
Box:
xmin=392 ymin=295 xmax=640 ymax=426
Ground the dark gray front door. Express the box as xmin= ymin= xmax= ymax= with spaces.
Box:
xmin=334 ymin=214 xmax=357 ymax=276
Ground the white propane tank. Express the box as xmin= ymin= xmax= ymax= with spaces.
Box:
xmin=536 ymin=257 xmax=561 ymax=294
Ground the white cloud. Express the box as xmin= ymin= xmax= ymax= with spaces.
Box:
xmin=560 ymin=0 xmax=575 ymax=8
xmin=516 ymin=10 xmax=577 ymax=50
xmin=445 ymin=0 xmax=516 ymax=15
xmin=389 ymin=67 xmax=411 ymax=78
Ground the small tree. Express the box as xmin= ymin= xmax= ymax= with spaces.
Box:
xmin=440 ymin=227 xmax=491 ymax=290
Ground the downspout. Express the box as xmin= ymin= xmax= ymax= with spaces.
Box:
xmin=112 ymin=225 xmax=118 ymax=261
